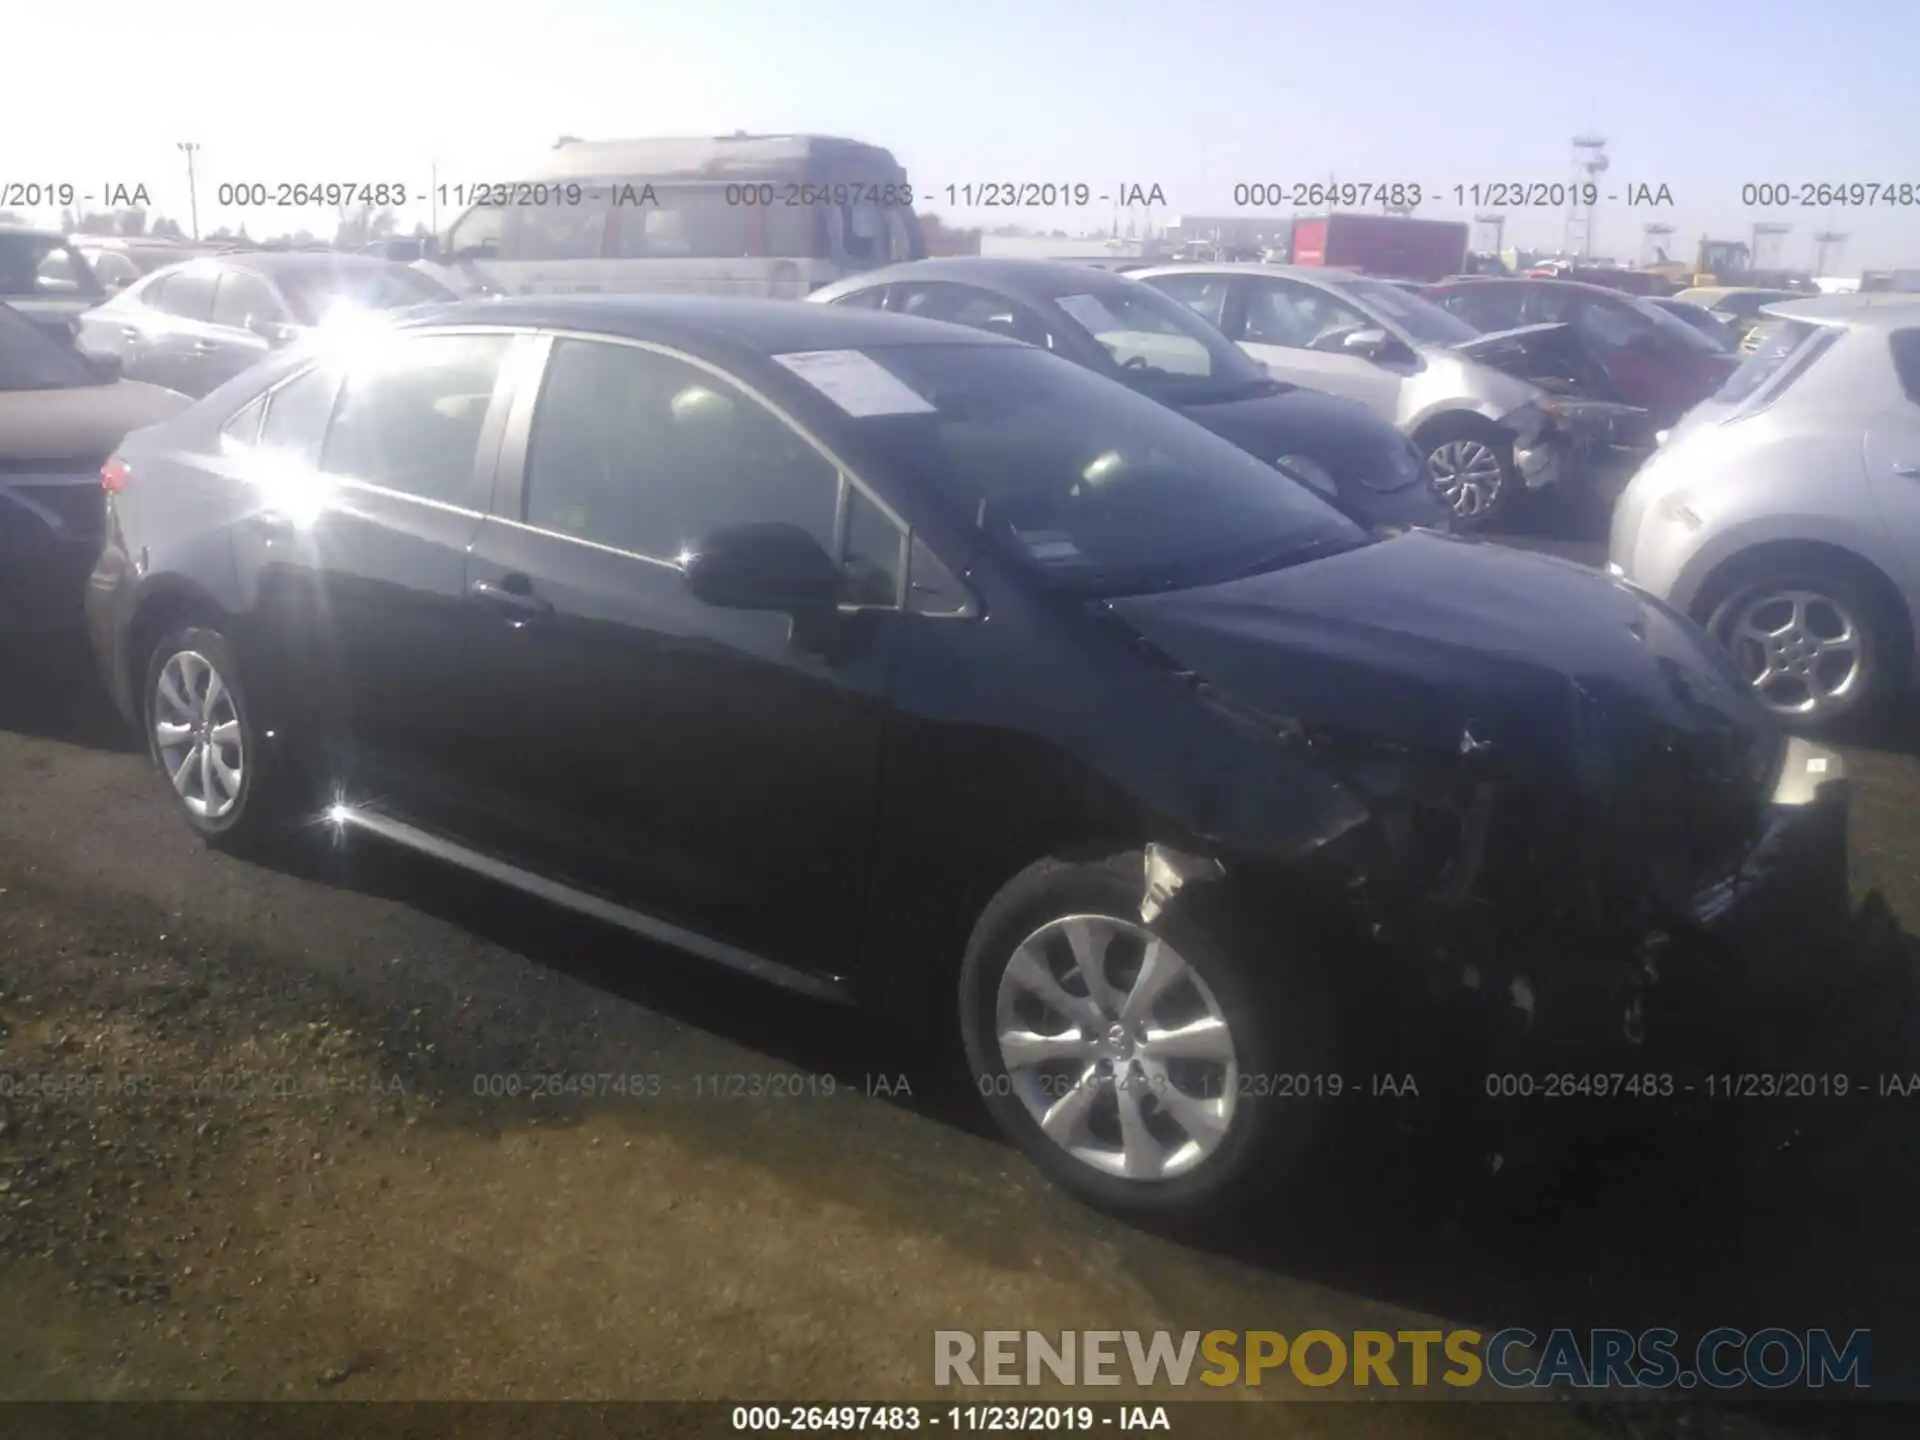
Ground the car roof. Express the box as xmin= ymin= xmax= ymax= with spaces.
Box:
xmin=1132 ymin=262 xmax=1336 ymax=280
xmin=396 ymin=294 xmax=1022 ymax=352
xmin=1674 ymin=285 xmax=1800 ymax=302
xmin=219 ymin=252 xmax=410 ymax=276
xmin=143 ymin=252 xmax=418 ymax=282
xmin=828 ymin=256 xmax=1158 ymax=302
xmin=1429 ymin=276 xmax=1642 ymax=301
xmin=0 ymin=224 xmax=63 ymax=239
xmin=1760 ymin=294 xmax=1920 ymax=330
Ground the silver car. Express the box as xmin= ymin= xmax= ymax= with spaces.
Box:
xmin=1609 ymin=294 xmax=1920 ymax=728
xmin=1132 ymin=264 xmax=1572 ymax=524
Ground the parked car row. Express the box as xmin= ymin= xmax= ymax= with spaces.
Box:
xmin=71 ymin=291 xmax=1851 ymax=1222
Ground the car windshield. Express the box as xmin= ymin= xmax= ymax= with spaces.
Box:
xmin=0 ymin=233 xmax=106 ymax=301
xmin=1047 ymin=281 xmax=1275 ymax=400
xmin=1622 ymin=292 xmax=1727 ymax=353
xmin=840 ymin=344 xmax=1366 ymax=595
xmin=0 ymin=301 xmax=103 ymax=390
xmin=271 ymin=263 xmax=456 ymax=325
xmin=1334 ymin=277 xmax=1480 ymax=346
xmin=1713 ymin=319 xmax=1828 ymax=407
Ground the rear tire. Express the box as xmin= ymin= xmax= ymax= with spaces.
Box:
xmin=1418 ymin=415 xmax=1519 ymax=529
xmin=958 ymin=852 xmax=1334 ymax=1222
xmin=144 ymin=625 xmax=306 ymax=854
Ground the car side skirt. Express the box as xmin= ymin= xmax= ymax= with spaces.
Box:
xmin=328 ymin=803 xmax=855 ymax=1005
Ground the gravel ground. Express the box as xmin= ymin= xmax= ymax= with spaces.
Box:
xmin=2 ymin=621 xmax=1918 ymax=1437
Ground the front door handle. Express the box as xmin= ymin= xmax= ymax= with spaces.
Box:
xmin=468 ymin=576 xmax=553 ymax=618
xmin=1895 ymin=464 xmax=1920 ymax=479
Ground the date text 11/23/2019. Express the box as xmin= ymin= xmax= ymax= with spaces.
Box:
xmin=730 ymin=1405 xmax=1171 ymax=1432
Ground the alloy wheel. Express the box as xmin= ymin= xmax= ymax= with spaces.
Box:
xmin=1708 ymin=586 xmax=1867 ymax=722
xmin=994 ymin=914 xmax=1239 ymax=1181
xmin=1428 ymin=439 xmax=1505 ymax=519
xmin=153 ymin=650 xmax=245 ymax=820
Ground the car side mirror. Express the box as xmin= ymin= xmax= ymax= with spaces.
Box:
xmin=87 ymin=352 xmax=122 ymax=382
xmin=1342 ymin=327 xmax=1390 ymax=358
xmin=683 ymin=522 xmax=841 ymax=613
xmin=420 ymin=235 xmax=443 ymax=261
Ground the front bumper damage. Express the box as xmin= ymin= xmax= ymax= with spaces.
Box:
xmin=1515 ymin=404 xmax=1658 ymax=504
xmin=1216 ymin=728 xmax=1852 ymax=1096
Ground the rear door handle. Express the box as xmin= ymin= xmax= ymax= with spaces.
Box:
xmin=192 ymin=339 xmax=218 ymax=352
xmin=468 ymin=576 xmax=553 ymax=617
xmin=1895 ymin=465 xmax=1920 ymax=479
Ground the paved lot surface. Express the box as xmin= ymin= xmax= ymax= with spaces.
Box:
xmin=2 ymin=528 xmax=1917 ymax=1434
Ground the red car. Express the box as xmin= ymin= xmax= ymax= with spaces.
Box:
xmin=1421 ymin=277 xmax=1738 ymax=425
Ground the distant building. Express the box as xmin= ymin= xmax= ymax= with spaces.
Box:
xmin=1165 ymin=215 xmax=1293 ymax=253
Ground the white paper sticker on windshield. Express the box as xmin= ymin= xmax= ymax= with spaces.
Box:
xmin=772 ymin=349 xmax=936 ymax=417
xmin=1056 ymin=293 xmax=1124 ymax=335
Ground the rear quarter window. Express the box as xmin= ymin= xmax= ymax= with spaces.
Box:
xmin=1714 ymin=320 xmax=1833 ymax=408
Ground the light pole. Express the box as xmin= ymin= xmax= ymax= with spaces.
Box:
xmin=176 ymin=143 xmax=201 ymax=240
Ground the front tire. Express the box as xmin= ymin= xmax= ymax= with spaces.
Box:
xmin=144 ymin=625 xmax=302 ymax=852
xmin=1419 ymin=415 xmax=1518 ymax=528
xmin=958 ymin=853 xmax=1333 ymax=1222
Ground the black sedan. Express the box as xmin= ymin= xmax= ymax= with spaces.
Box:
xmin=809 ymin=257 xmax=1447 ymax=532
xmin=0 ymin=301 xmax=188 ymax=631
xmin=75 ymin=252 xmax=455 ymax=399
xmin=87 ymin=296 xmax=1848 ymax=1219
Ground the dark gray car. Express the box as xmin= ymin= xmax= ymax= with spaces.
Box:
xmin=76 ymin=253 xmax=456 ymax=399
xmin=810 ymin=257 xmax=1448 ymax=533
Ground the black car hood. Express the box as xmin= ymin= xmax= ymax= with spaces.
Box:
xmin=1175 ymin=385 xmax=1449 ymax=530
xmin=1102 ymin=530 xmax=1767 ymax=785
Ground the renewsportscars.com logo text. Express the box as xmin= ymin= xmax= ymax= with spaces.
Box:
xmin=934 ymin=1328 xmax=1871 ymax=1391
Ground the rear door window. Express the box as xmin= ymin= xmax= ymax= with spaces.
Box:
xmin=320 ymin=332 xmax=511 ymax=508
xmin=1436 ymin=284 xmax=1525 ymax=333
xmin=1146 ymin=272 xmax=1232 ymax=329
xmin=257 ymin=367 xmax=342 ymax=466
xmin=155 ymin=268 xmax=218 ymax=322
xmin=895 ymin=283 xmax=1054 ymax=347
xmin=211 ymin=269 xmax=285 ymax=330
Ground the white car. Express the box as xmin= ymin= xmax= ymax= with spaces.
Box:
xmin=1609 ymin=295 xmax=1920 ymax=728
xmin=1132 ymin=263 xmax=1576 ymax=524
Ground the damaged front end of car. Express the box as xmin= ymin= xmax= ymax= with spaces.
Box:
xmin=1102 ymin=544 xmax=1853 ymax=1096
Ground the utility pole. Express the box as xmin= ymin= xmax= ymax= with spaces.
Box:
xmin=176 ymin=143 xmax=201 ymax=240
xmin=430 ymin=163 xmax=439 ymax=233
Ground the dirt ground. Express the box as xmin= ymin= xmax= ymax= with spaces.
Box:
xmin=3 ymin=625 xmax=1919 ymax=1438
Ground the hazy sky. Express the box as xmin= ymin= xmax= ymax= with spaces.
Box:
xmin=6 ymin=0 xmax=1918 ymax=270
